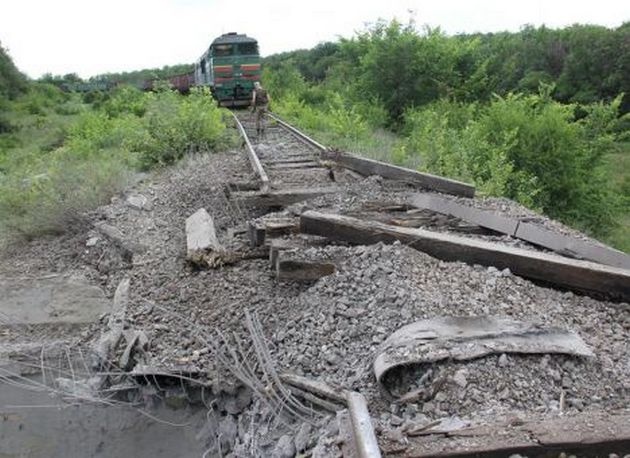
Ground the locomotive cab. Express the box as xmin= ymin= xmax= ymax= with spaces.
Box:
xmin=194 ymin=32 xmax=261 ymax=107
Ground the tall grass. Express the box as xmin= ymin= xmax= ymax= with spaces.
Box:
xmin=0 ymin=85 xmax=231 ymax=241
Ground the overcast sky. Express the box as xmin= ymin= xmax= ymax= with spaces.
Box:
xmin=1 ymin=0 xmax=628 ymax=78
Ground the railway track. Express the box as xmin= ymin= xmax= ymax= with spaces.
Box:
xmin=232 ymin=111 xmax=337 ymax=192
xmin=1 ymin=108 xmax=628 ymax=458
xmin=225 ymin=110 xmax=630 ymax=457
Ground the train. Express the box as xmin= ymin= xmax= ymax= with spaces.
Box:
xmin=142 ymin=32 xmax=261 ymax=106
xmin=62 ymin=32 xmax=262 ymax=107
xmin=194 ymin=32 xmax=261 ymax=106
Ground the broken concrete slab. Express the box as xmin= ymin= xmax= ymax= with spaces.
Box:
xmin=373 ymin=316 xmax=594 ymax=391
xmin=0 ymin=275 xmax=110 ymax=325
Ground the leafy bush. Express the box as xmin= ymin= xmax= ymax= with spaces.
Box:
xmin=0 ymin=43 xmax=28 ymax=100
xmin=400 ymin=91 xmax=622 ymax=235
xmin=102 ymin=85 xmax=147 ymax=117
xmin=14 ymin=83 xmax=68 ymax=115
xmin=1 ymin=85 xmax=230 ymax=240
xmin=133 ymin=87 xmax=228 ymax=167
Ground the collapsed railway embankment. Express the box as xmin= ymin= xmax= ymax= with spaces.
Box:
xmin=1 ymin=111 xmax=629 ymax=457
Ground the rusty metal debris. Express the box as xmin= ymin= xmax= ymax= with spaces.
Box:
xmin=374 ymin=316 xmax=594 ymax=393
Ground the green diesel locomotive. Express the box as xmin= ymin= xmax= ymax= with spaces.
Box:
xmin=194 ymin=32 xmax=261 ymax=107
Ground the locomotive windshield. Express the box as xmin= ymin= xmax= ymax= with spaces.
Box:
xmin=238 ymin=42 xmax=259 ymax=55
xmin=213 ymin=44 xmax=233 ymax=57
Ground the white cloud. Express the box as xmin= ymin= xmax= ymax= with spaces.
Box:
xmin=0 ymin=0 xmax=627 ymax=78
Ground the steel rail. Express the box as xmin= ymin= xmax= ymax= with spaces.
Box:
xmin=266 ymin=112 xmax=327 ymax=152
xmin=346 ymin=391 xmax=382 ymax=458
xmin=232 ymin=112 xmax=270 ymax=193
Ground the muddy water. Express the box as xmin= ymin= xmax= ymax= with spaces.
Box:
xmin=0 ymin=377 xmax=209 ymax=458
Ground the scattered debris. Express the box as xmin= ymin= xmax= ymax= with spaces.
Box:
xmin=374 ymin=316 xmax=594 ymax=392
xmin=406 ymin=416 xmax=469 ymax=436
xmin=94 ymin=221 xmax=147 ymax=257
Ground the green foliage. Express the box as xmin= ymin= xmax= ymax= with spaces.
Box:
xmin=13 ymin=83 xmax=69 ymax=115
xmin=0 ymin=83 xmax=229 ymax=240
xmin=353 ymin=20 xmax=485 ymax=120
xmin=400 ymin=92 xmax=622 ymax=235
xmin=0 ymin=146 xmax=131 ymax=238
xmin=0 ymin=43 xmax=28 ymax=100
xmin=133 ymin=87 xmax=227 ymax=167
xmin=101 ymin=85 xmax=147 ymax=117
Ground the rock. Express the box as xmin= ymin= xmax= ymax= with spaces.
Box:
xmin=126 ymin=194 xmax=152 ymax=211
xmin=452 ymin=369 xmax=468 ymax=388
xmin=498 ymin=354 xmax=508 ymax=367
xmin=86 ymin=236 xmax=100 ymax=247
xmin=273 ymin=434 xmax=296 ymax=458
xmin=390 ymin=415 xmax=404 ymax=426
xmin=568 ymin=398 xmax=584 ymax=410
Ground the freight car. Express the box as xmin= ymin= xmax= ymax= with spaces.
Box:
xmin=143 ymin=72 xmax=195 ymax=93
xmin=194 ymin=32 xmax=261 ymax=107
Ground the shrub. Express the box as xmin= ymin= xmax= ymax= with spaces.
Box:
xmin=400 ymin=92 xmax=621 ymax=235
xmin=102 ymin=85 xmax=147 ymax=118
xmin=0 ymin=146 xmax=130 ymax=238
xmin=134 ymin=87 xmax=227 ymax=167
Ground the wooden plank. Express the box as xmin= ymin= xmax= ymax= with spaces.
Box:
xmin=248 ymin=220 xmax=266 ymax=248
xmin=405 ymin=411 xmax=630 ymax=458
xmin=269 ymin=239 xmax=297 ymax=267
xmin=322 ymin=152 xmax=475 ymax=198
xmin=269 ymin=162 xmax=324 ymax=170
xmin=248 ymin=217 xmax=300 ymax=247
xmin=232 ymin=113 xmax=270 ymax=192
xmin=265 ymin=156 xmax=318 ymax=165
xmin=516 ymin=221 xmax=630 ymax=269
xmin=232 ymin=187 xmax=338 ymax=208
xmin=186 ymin=209 xmax=222 ymax=257
xmin=409 ymin=194 xmax=518 ymax=235
xmin=267 ymin=113 xmax=328 ymax=151
xmin=410 ymin=194 xmax=630 ymax=269
xmin=299 ymin=211 xmax=630 ymax=301
xmin=276 ymin=254 xmax=336 ymax=281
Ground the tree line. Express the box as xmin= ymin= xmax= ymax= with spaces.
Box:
xmin=264 ymin=21 xmax=630 ymax=120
